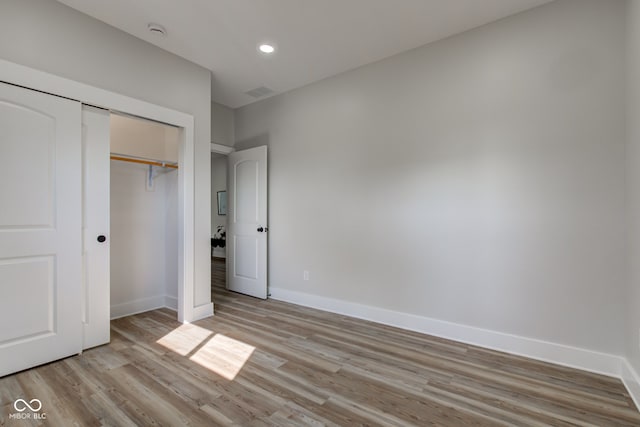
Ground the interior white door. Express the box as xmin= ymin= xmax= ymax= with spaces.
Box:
xmin=81 ymin=106 xmax=110 ymax=350
xmin=0 ymin=82 xmax=83 ymax=376
xmin=227 ymin=146 xmax=268 ymax=299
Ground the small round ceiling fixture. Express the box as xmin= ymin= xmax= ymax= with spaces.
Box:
xmin=147 ymin=23 xmax=167 ymax=37
xmin=258 ymin=43 xmax=276 ymax=54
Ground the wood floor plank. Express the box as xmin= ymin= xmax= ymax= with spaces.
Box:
xmin=0 ymin=257 xmax=638 ymax=426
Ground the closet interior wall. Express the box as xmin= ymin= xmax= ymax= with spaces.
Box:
xmin=110 ymin=113 xmax=179 ymax=318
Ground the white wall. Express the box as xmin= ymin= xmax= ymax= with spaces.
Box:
xmin=626 ymin=0 xmax=640 ymax=391
xmin=212 ymin=102 xmax=235 ymax=146
xmin=235 ymin=0 xmax=626 ymax=355
xmin=0 ymin=0 xmax=212 ymax=311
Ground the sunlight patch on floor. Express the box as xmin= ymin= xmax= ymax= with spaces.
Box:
xmin=189 ymin=333 xmax=255 ymax=380
xmin=156 ymin=323 xmax=213 ymax=356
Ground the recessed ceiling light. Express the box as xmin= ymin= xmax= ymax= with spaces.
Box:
xmin=148 ymin=23 xmax=167 ymax=37
xmin=258 ymin=44 xmax=276 ymax=54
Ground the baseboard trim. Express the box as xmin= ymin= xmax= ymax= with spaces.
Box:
xmin=269 ymin=287 xmax=623 ymax=378
xmin=191 ymin=302 xmax=215 ymax=321
xmin=111 ymin=295 xmax=213 ymax=321
xmin=165 ymin=296 xmax=178 ymax=311
xmin=212 ymin=248 xmax=226 ymax=258
xmin=110 ymin=295 xmax=167 ymax=320
xmin=622 ymin=360 xmax=640 ymax=410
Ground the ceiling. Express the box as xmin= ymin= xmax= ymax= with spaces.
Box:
xmin=57 ymin=0 xmax=552 ymax=109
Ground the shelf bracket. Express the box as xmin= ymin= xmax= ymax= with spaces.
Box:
xmin=146 ymin=164 xmax=156 ymax=192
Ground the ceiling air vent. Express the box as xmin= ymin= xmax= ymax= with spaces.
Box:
xmin=245 ymin=86 xmax=274 ymax=99
xmin=147 ymin=23 xmax=167 ymax=37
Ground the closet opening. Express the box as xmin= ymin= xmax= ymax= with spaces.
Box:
xmin=109 ymin=113 xmax=180 ymax=320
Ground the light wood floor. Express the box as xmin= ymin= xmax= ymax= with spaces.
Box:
xmin=1 ymin=258 xmax=639 ymax=426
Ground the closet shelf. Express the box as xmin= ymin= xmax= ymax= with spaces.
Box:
xmin=110 ymin=153 xmax=178 ymax=169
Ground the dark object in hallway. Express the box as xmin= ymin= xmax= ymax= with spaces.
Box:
xmin=211 ymin=225 xmax=226 ymax=248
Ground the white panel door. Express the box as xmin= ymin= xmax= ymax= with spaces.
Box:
xmin=227 ymin=146 xmax=268 ymax=299
xmin=0 ymin=82 xmax=82 ymax=376
xmin=81 ymin=106 xmax=110 ymax=350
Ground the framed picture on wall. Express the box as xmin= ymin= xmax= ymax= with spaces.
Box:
xmin=217 ymin=191 xmax=227 ymax=215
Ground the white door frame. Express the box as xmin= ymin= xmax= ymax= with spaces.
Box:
xmin=0 ymin=58 xmax=212 ymax=323
xmin=210 ymin=143 xmax=234 ymax=299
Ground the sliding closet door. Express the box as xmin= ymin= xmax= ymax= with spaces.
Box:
xmin=82 ymin=106 xmax=110 ymax=349
xmin=0 ymin=82 xmax=83 ymax=376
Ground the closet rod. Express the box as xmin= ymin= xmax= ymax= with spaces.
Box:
xmin=110 ymin=154 xmax=178 ymax=169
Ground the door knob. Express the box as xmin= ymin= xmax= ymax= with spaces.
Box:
xmin=97 ymin=235 xmax=106 ymax=243
xmin=257 ymin=227 xmax=264 ymax=232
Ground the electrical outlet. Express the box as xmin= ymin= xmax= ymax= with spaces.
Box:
xmin=303 ymin=270 xmax=309 ymax=281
